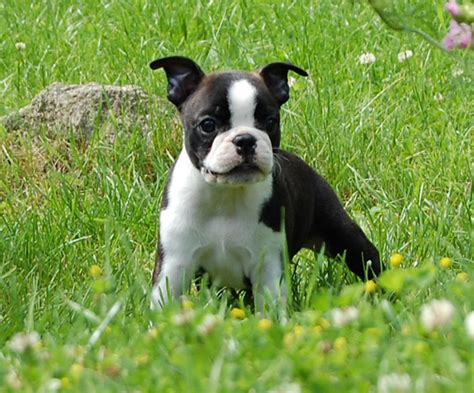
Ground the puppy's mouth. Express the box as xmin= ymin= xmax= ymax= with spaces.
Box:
xmin=201 ymin=162 xmax=267 ymax=185
xmin=203 ymin=162 xmax=261 ymax=177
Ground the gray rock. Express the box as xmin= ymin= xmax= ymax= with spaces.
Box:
xmin=1 ymin=82 xmax=150 ymax=138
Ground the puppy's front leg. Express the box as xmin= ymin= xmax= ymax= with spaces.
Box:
xmin=251 ymin=256 xmax=287 ymax=319
xmin=151 ymin=251 xmax=195 ymax=309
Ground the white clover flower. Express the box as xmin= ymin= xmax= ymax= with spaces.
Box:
xmin=6 ymin=368 xmax=22 ymax=389
xmin=452 ymin=68 xmax=464 ymax=77
xmin=398 ymin=50 xmax=413 ymax=63
xmin=377 ymin=373 xmax=411 ymax=393
xmin=15 ymin=42 xmax=26 ymax=50
xmin=330 ymin=306 xmax=359 ymax=328
xmin=172 ymin=309 xmax=195 ymax=326
xmin=45 ymin=378 xmax=62 ymax=392
xmin=465 ymin=311 xmax=474 ymax=339
xmin=420 ymin=299 xmax=455 ymax=332
xmin=359 ymin=52 xmax=376 ymax=65
xmin=270 ymin=382 xmax=302 ymax=393
xmin=8 ymin=331 xmax=41 ymax=353
xmin=434 ymin=93 xmax=444 ymax=101
xmin=197 ymin=314 xmax=220 ymax=336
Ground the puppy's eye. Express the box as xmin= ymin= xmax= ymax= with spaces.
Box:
xmin=199 ymin=118 xmax=217 ymax=134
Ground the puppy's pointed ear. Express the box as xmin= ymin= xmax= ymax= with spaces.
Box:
xmin=260 ymin=62 xmax=308 ymax=105
xmin=150 ymin=56 xmax=205 ymax=108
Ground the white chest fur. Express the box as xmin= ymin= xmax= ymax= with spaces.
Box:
xmin=159 ymin=150 xmax=281 ymax=289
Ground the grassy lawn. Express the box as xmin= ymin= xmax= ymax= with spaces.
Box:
xmin=1 ymin=0 xmax=473 ymax=391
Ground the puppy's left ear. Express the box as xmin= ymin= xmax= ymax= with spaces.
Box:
xmin=260 ymin=62 xmax=308 ymax=105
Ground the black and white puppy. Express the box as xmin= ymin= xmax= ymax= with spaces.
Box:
xmin=150 ymin=56 xmax=381 ymax=310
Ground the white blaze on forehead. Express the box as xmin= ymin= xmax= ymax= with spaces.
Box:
xmin=228 ymin=79 xmax=257 ymax=128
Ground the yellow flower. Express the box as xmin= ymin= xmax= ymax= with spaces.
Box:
xmin=319 ymin=318 xmax=331 ymax=330
xmin=390 ymin=253 xmax=404 ymax=268
xmin=439 ymin=257 xmax=453 ymax=269
xmin=284 ymin=325 xmax=305 ymax=347
xmin=284 ymin=332 xmax=296 ymax=347
xmin=456 ymin=272 xmax=469 ymax=283
xmin=91 ymin=278 xmax=112 ymax=293
xmin=313 ymin=325 xmax=323 ymax=335
xmin=334 ymin=336 xmax=347 ymax=350
xmin=414 ymin=342 xmax=428 ymax=355
xmin=69 ymin=363 xmax=84 ymax=380
xmin=230 ymin=308 xmax=246 ymax=319
xmin=365 ymin=280 xmax=378 ymax=294
xmin=147 ymin=327 xmax=160 ymax=339
xmin=365 ymin=327 xmax=381 ymax=337
xmin=182 ymin=299 xmax=194 ymax=310
xmin=293 ymin=325 xmax=304 ymax=338
xmin=136 ymin=353 xmax=149 ymax=365
xmin=258 ymin=319 xmax=273 ymax=330
xmin=61 ymin=377 xmax=71 ymax=389
xmin=89 ymin=264 xmax=103 ymax=278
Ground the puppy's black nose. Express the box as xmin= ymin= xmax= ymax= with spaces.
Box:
xmin=233 ymin=133 xmax=257 ymax=156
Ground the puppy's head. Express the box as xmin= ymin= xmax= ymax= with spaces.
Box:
xmin=150 ymin=56 xmax=307 ymax=185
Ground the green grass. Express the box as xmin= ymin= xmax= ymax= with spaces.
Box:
xmin=1 ymin=0 xmax=473 ymax=391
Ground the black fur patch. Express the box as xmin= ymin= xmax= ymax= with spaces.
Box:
xmin=259 ymin=149 xmax=381 ymax=279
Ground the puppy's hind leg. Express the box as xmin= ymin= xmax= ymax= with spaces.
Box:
xmin=323 ymin=217 xmax=381 ymax=280
xmin=311 ymin=198 xmax=380 ymax=281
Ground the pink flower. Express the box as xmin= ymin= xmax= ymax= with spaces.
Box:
xmin=445 ymin=0 xmax=474 ymax=24
xmin=446 ymin=0 xmax=461 ymax=17
xmin=444 ymin=20 xmax=473 ymax=49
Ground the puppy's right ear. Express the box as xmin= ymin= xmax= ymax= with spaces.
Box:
xmin=260 ymin=62 xmax=308 ymax=105
xmin=150 ymin=56 xmax=205 ymax=108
